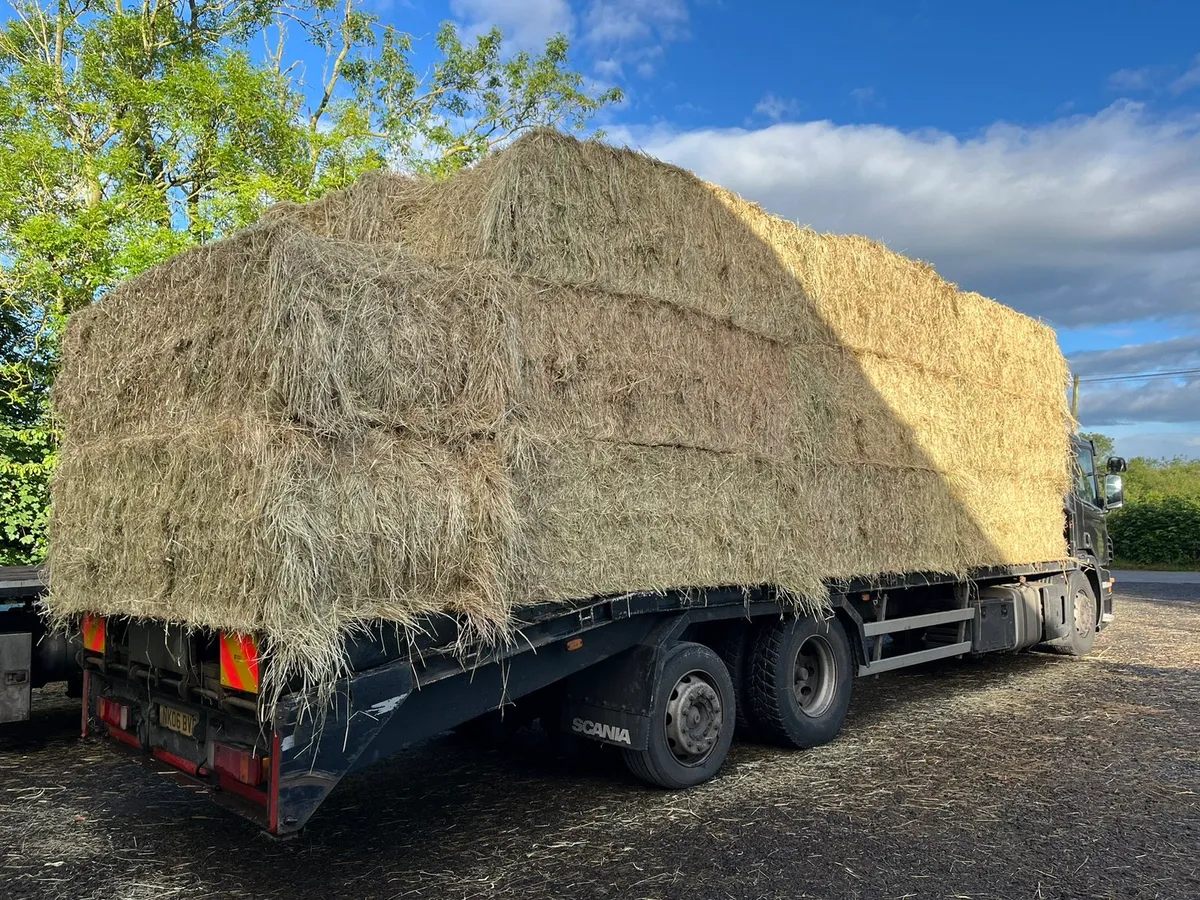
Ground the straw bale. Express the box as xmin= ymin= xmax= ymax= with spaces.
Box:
xmin=514 ymin=438 xmax=820 ymax=604
xmin=57 ymin=224 xmax=515 ymax=440
xmin=514 ymin=285 xmax=793 ymax=459
xmin=49 ymin=420 xmax=519 ymax=689
xmin=790 ymin=345 xmax=1066 ymax=473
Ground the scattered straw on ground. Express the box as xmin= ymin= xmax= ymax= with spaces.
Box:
xmin=5 ymin=587 xmax=1199 ymax=899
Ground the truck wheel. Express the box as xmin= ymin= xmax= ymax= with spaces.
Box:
xmin=713 ymin=625 xmax=761 ymax=739
xmin=1047 ymin=572 xmax=1097 ymax=657
xmin=750 ymin=615 xmax=853 ymax=749
xmin=622 ymin=642 xmax=736 ymax=789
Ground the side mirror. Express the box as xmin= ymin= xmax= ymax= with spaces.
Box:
xmin=1104 ymin=474 xmax=1125 ymax=510
xmin=1107 ymin=456 xmax=1127 ymax=474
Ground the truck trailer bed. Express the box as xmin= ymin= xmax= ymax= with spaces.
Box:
xmin=77 ymin=558 xmax=1113 ymax=835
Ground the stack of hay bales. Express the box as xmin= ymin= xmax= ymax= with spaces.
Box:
xmin=47 ymin=129 xmax=1071 ymax=700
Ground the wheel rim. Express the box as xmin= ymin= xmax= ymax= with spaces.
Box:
xmin=1074 ymin=589 xmax=1095 ymax=637
xmin=793 ymin=634 xmax=837 ymax=718
xmin=664 ymin=669 xmax=723 ymax=766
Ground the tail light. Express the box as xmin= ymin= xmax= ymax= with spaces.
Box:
xmin=98 ymin=697 xmax=130 ymax=731
xmin=210 ymin=742 xmax=266 ymax=786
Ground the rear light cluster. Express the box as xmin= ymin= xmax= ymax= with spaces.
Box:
xmin=97 ymin=697 xmax=130 ymax=731
xmin=210 ymin=742 xmax=266 ymax=786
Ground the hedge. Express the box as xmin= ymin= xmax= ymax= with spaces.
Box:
xmin=1109 ymin=496 xmax=1200 ymax=569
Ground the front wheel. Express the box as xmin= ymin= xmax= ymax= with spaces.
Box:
xmin=1047 ymin=571 xmax=1097 ymax=656
xmin=749 ymin=615 xmax=854 ymax=749
xmin=622 ymin=642 xmax=736 ymax=789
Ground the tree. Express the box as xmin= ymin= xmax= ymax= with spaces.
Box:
xmin=0 ymin=0 xmax=620 ymax=564
xmin=1079 ymin=431 xmax=1113 ymax=462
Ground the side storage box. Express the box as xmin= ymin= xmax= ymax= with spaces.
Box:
xmin=0 ymin=632 xmax=32 ymax=724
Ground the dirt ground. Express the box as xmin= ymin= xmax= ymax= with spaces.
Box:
xmin=2 ymin=583 xmax=1198 ymax=900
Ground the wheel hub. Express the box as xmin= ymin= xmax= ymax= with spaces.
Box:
xmin=665 ymin=672 xmax=722 ymax=764
xmin=1074 ymin=589 xmax=1093 ymax=636
xmin=793 ymin=634 xmax=837 ymax=717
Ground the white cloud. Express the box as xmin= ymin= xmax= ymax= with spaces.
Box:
xmin=615 ymin=102 xmax=1200 ymax=327
xmin=849 ymin=86 xmax=879 ymax=106
xmin=450 ymin=0 xmax=575 ymax=50
xmin=583 ymin=0 xmax=688 ymax=77
xmin=594 ymin=57 xmax=622 ymax=78
xmin=753 ymin=92 xmax=801 ymax=122
xmin=1077 ymin=376 xmax=1200 ymax=426
xmin=584 ymin=0 xmax=687 ymax=45
xmin=1108 ymin=67 xmax=1157 ymax=92
xmin=1108 ymin=429 xmax=1200 ymax=460
xmin=1172 ymin=55 xmax=1200 ymax=94
xmin=1071 ymin=337 xmax=1200 ymax=434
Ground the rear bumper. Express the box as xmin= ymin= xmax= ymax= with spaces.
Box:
xmin=81 ymin=669 xmax=280 ymax=833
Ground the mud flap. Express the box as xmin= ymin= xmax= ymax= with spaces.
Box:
xmin=271 ymin=664 xmax=415 ymax=835
xmin=560 ymin=619 xmax=687 ymax=750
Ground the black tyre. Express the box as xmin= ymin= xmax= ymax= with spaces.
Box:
xmin=749 ymin=615 xmax=853 ymax=749
xmin=622 ymin=641 xmax=736 ymax=789
xmin=713 ymin=624 xmax=761 ymax=738
xmin=1047 ymin=571 xmax=1098 ymax=657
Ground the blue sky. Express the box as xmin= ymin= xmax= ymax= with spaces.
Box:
xmin=384 ymin=2 xmax=1197 ymax=456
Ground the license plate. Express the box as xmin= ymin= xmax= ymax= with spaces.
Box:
xmin=159 ymin=704 xmax=197 ymax=738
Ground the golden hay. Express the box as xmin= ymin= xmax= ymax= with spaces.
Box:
xmin=48 ymin=129 xmax=1073 ymax=701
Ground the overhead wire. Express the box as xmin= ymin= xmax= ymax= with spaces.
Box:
xmin=1075 ymin=367 xmax=1200 ymax=384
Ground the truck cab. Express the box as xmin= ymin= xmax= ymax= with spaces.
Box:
xmin=1067 ymin=434 xmax=1124 ymax=628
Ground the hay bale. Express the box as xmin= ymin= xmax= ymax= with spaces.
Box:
xmin=50 ymin=420 xmax=520 ymax=691
xmin=48 ymin=129 xmax=1073 ymax=701
xmin=56 ymin=224 xmax=515 ymax=440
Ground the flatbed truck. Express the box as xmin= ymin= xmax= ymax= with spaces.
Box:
xmin=75 ymin=437 xmax=1126 ymax=835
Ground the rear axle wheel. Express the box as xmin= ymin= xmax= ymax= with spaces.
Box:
xmin=623 ymin=642 xmax=736 ymax=789
xmin=750 ymin=616 xmax=854 ymax=749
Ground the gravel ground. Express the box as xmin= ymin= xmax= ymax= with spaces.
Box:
xmin=2 ymin=583 xmax=1198 ymax=900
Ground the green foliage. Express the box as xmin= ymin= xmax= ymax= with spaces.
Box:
xmin=0 ymin=0 xmax=619 ymax=565
xmin=1107 ymin=455 xmax=1200 ymax=569
xmin=1109 ymin=496 xmax=1200 ymax=569
xmin=1121 ymin=456 xmax=1200 ymax=503
xmin=0 ymin=423 xmax=54 ymax=564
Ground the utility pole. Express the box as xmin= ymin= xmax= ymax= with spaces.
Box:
xmin=1071 ymin=373 xmax=1080 ymax=420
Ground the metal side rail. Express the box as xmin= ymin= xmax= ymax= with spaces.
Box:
xmin=858 ymin=607 xmax=974 ymax=676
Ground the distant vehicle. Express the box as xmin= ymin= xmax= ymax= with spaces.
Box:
xmin=0 ymin=565 xmax=79 ymax=723
xmin=66 ymin=435 xmax=1127 ymax=834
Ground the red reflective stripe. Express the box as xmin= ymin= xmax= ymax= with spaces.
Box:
xmin=268 ymin=731 xmax=281 ymax=834
xmin=152 ymin=747 xmax=200 ymax=776
xmin=80 ymin=670 xmax=91 ymax=739
xmin=240 ymin=635 xmax=260 ymax=689
xmin=220 ymin=633 xmax=259 ymax=692
xmin=82 ymin=615 xmax=106 ymax=653
xmin=219 ymin=773 xmax=268 ymax=807
xmin=108 ymin=725 xmax=140 ymax=749
xmin=219 ymin=635 xmax=244 ymax=690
